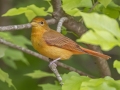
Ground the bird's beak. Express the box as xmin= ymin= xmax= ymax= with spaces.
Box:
xmin=31 ymin=22 xmax=37 ymax=27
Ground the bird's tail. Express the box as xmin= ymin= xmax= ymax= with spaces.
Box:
xmin=79 ymin=46 xmax=111 ymax=60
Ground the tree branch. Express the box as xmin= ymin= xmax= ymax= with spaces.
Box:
xmin=0 ymin=18 xmax=56 ymax=31
xmin=0 ymin=38 xmax=93 ymax=77
xmin=57 ymin=17 xmax=68 ymax=32
xmin=0 ymin=23 xmax=31 ymax=31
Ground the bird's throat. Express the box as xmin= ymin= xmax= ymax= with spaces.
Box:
xmin=31 ymin=27 xmax=46 ymax=37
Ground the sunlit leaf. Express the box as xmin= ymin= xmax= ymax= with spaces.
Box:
xmin=80 ymin=12 xmax=120 ymax=39
xmin=62 ymin=72 xmax=90 ymax=90
xmin=98 ymin=0 xmax=112 ymax=7
xmin=77 ymin=30 xmax=120 ymax=51
xmin=62 ymin=0 xmax=82 ymax=10
xmin=25 ymin=10 xmax=36 ymax=21
xmin=81 ymin=76 xmax=120 ymax=90
xmin=62 ymin=71 xmax=80 ymax=82
xmin=47 ymin=5 xmax=53 ymax=13
xmin=78 ymin=0 xmax=92 ymax=8
xmin=113 ymin=60 xmax=120 ymax=74
xmin=62 ymin=0 xmax=92 ymax=16
xmin=61 ymin=72 xmax=120 ymax=90
xmin=2 ymin=4 xmax=48 ymax=21
xmin=25 ymin=70 xmax=54 ymax=79
xmin=39 ymin=83 xmax=61 ymax=90
xmin=2 ymin=8 xmax=27 ymax=16
xmin=27 ymin=5 xmax=48 ymax=16
xmin=64 ymin=8 xmax=81 ymax=16
xmin=0 ymin=69 xmax=16 ymax=90
xmin=77 ymin=12 xmax=120 ymax=51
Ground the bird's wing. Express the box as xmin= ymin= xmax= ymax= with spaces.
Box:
xmin=43 ymin=30 xmax=84 ymax=53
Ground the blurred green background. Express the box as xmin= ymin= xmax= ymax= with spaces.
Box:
xmin=0 ymin=0 xmax=120 ymax=90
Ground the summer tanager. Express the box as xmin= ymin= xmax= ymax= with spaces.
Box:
xmin=31 ymin=17 xmax=111 ymax=61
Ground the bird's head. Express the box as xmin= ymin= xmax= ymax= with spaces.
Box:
xmin=31 ymin=17 xmax=49 ymax=28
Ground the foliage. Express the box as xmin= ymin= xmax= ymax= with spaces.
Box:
xmin=2 ymin=5 xmax=49 ymax=21
xmin=62 ymin=72 xmax=120 ymax=90
xmin=37 ymin=72 xmax=120 ymax=90
xmin=0 ymin=69 xmax=16 ymax=90
xmin=77 ymin=12 xmax=120 ymax=51
xmin=113 ymin=60 xmax=120 ymax=74
xmin=0 ymin=0 xmax=120 ymax=90
xmin=0 ymin=32 xmax=31 ymax=69
xmin=25 ymin=70 xmax=55 ymax=78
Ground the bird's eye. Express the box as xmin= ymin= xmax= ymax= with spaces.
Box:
xmin=40 ymin=21 xmax=44 ymax=25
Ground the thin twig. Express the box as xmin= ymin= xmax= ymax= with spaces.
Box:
xmin=88 ymin=1 xmax=99 ymax=12
xmin=57 ymin=17 xmax=68 ymax=32
xmin=0 ymin=38 xmax=93 ymax=77
xmin=0 ymin=23 xmax=31 ymax=31
xmin=49 ymin=60 xmax=63 ymax=85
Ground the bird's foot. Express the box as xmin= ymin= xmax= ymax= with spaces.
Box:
xmin=49 ymin=57 xmax=61 ymax=67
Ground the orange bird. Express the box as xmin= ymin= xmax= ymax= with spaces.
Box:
xmin=31 ymin=17 xmax=111 ymax=61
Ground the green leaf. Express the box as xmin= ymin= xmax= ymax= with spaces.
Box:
xmin=0 ymin=33 xmax=30 ymax=68
xmin=77 ymin=30 xmax=120 ymax=51
xmin=98 ymin=0 xmax=112 ymax=7
xmin=113 ymin=60 xmax=120 ymax=74
xmin=61 ymin=27 xmax=68 ymax=35
xmin=62 ymin=72 xmax=80 ymax=82
xmin=2 ymin=8 xmax=27 ymax=16
xmin=3 ymin=59 xmax=17 ymax=69
xmin=102 ymin=8 xmax=119 ymax=19
xmin=3 ymin=48 xmax=29 ymax=66
xmin=0 ymin=32 xmax=31 ymax=47
xmin=80 ymin=12 xmax=120 ymax=39
xmin=0 ymin=32 xmax=12 ymax=41
xmin=47 ymin=5 xmax=53 ymax=13
xmin=25 ymin=70 xmax=54 ymax=79
xmin=65 ymin=8 xmax=81 ymax=16
xmin=25 ymin=10 xmax=36 ymax=22
xmin=0 ymin=69 xmax=16 ymax=90
xmin=62 ymin=72 xmax=120 ymax=90
xmin=108 ymin=1 xmax=120 ymax=11
xmin=77 ymin=12 xmax=120 ymax=51
xmin=62 ymin=0 xmax=82 ymax=10
xmin=2 ymin=4 xmax=48 ymax=21
xmin=81 ymin=76 xmax=120 ymax=90
xmin=62 ymin=0 xmax=92 ymax=16
xmin=62 ymin=72 xmax=90 ymax=90
xmin=78 ymin=0 xmax=92 ymax=8
xmin=10 ymin=35 xmax=32 ymax=48
xmin=0 ymin=44 xmax=8 ymax=58
xmin=39 ymin=83 xmax=61 ymax=90
xmin=27 ymin=5 xmax=48 ymax=16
